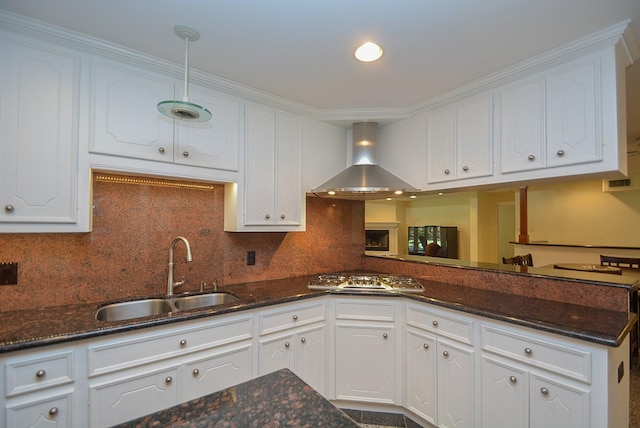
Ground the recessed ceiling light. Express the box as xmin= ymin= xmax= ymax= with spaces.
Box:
xmin=354 ymin=41 xmax=384 ymax=62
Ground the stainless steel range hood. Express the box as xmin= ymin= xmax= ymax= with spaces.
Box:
xmin=312 ymin=122 xmax=419 ymax=200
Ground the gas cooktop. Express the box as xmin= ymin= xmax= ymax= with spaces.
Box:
xmin=307 ymin=273 xmax=424 ymax=293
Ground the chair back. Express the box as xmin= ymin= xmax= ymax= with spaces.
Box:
xmin=600 ymin=255 xmax=640 ymax=269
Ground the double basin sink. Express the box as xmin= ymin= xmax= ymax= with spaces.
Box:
xmin=95 ymin=292 xmax=239 ymax=322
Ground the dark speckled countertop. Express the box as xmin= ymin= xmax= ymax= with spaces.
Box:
xmin=115 ymin=368 xmax=358 ymax=428
xmin=0 ymin=273 xmax=635 ymax=354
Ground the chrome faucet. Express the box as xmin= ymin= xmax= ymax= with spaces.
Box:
xmin=167 ymin=236 xmax=193 ymax=296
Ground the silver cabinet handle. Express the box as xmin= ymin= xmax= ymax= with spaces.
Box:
xmin=285 ymin=342 xmax=290 ymax=348
xmin=4 ymin=205 xmax=14 ymax=213
xmin=159 ymin=147 xmax=165 ymax=153
xmin=432 ymin=320 xmax=438 ymax=327
xmin=36 ymin=369 xmax=46 ymax=378
xmin=193 ymin=368 xmax=200 ymax=376
xmin=265 ymin=213 xmax=271 ymax=219
xmin=462 ymin=165 xmax=469 ymax=171
xmin=180 ymin=339 xmax=187 ymax=346
xmin=509 ymin=376 xmax=517 ymax=384
xmin=540 ymin=387 xmax=549 ymax=395
xmin=444 ymin=169 xmax=450 ymax=175
xmin=165 ymin=376 xmax=173 ymax=384
xmin=528 ymin=154 xmax=535 ymax=161
xmin=442 ymin=350 xmax=449 ymax=357
xmin=301 ymin=337 xmax=307 ymax=343
xmin=524 ymin=347 xmax=532 ymax=355
xmin=48 ymin=407 xmax=59 ymax=416
xmin=383 ymin=333 xmax=388 ymax=339
xmin=293 ymin=315 xmax=298 ymax=321
xmin=556 ymin=150 xmax=565 ymax=157
xmin=281 ymin=214 xmax=286 ymax=219
xmin=183 ymin=151 xmax=189 ymax=157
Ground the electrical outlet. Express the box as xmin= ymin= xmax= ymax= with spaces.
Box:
xmin=0 ymin=263 xmax=18 ymax=285
xmin=247 ymin=251 xmax=256 ymax=266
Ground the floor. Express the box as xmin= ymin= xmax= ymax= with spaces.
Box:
xmin=348 ymin=363 xmax=640 ymax=428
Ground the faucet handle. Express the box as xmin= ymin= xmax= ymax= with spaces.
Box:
xmin=174 ymin=276 xmax=186 ymax=289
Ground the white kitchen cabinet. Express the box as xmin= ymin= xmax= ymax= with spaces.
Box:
xmin=87 ymin=313 xmax=254 ymax=426
xmin=427 ymin=92 xmax=493 ymax=184
xmin=257 ymin=301 xmax=327 ymax=393
xmin=334 ymin=298 xmax=397 ymax=404
xmin=90 ymin=60 xmax=241 ymax=181
xmin=405 ymin=303 xmax=475 ymax=428
xmin=0 ymin=344 xmax=79 ymax=428
xmin=0 ymin=36 xmax=90 ymax=233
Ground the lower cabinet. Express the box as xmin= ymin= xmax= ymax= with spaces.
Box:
xmin=334 ymin=298 xmax=397 ymax=404
xmin=6 ymin=391 xmax=73 ymax=428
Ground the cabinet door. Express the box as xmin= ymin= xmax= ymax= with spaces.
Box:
xmin=244 ymin=104 xmax=276 ymax=225
xmin=335 ymin=324 xmax=395 ymax=403
xmin=258 ymin=333 xmax=295 ymax=376
xmin=185 ymin=344 xmax=252 ymax=400
xmin=546 ymin=58 xmax=600 ymax=168
xmin=457 ymin=94 xmax=493 ymax=180
xmin=0 ymin=41 xmax=79 ymax=225
xmin=274 ymin=110 xmax=302 ymax=225
xmin=500 ymin=78 xmax=545 ymax=173
xmin=427 ymin=106 xmax=457 ymax=183
xmin=295 ymin=325 xmax=325 ymax=394
xmin=174 ymin=85 xmax=240 ymax=171
xmin=6 ymin=392 xmax=72 ymax=428
xmin=89 ymin=365 xmax=180 ymax=428
xmin=530 ymin=373 xmax=589 ymax=428
xmin=406 ymin=329 xmax=437 ymax=425
xmin=481 ymin=357 xmax=528 ymax=428
xmin=90 ymin=62 xmax=174 ymax=162
xmin=436 ymin=341 xmax=474 ymax=428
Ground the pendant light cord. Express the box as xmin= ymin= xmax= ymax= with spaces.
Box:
xmin=182 ymin=35 xmax=190 ymax=102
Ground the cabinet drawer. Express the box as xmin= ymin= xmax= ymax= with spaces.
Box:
xmin=7 ymin=391 xmax=73 ymax=427
xmin=335 ymin=298 xmax=395 ymax=322
xmin=406 ymin=304 xmax=474 ymax=345
xmin=88 ymin=315 xmax=253 ymax=376
xmin=259 ymin=302 xmax=326 ymax=335
xmin=5 ymin=351 xmax=74 ymax=397
xmin=481 ymin=324 xmax=591 ymax=383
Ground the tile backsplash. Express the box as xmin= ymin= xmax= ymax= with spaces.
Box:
xmin=0 ymin=174 xmax=365 ymax=312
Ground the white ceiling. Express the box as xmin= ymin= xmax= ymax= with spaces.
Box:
xmin=1 ymin=0 xmax=640 ymax=145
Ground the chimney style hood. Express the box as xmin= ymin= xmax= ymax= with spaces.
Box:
xmin=312 ymin=122 xmax=420 ymax=200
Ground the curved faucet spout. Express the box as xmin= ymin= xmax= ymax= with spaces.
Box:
xmin=167 ymin=236 xmax=193 ymax=296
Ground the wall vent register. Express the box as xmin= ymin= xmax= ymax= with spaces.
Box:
xmin=308 ymin=273 xmax=424 ymax=293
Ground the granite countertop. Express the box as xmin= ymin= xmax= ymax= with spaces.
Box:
xmin=115 ymin=368 xmax=359 ymax=428
xmin=0 ymin=273 xmax=635 ymax=354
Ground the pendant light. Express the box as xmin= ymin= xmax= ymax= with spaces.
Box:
xmin=157 ymin=25 xmax=212 ymax=122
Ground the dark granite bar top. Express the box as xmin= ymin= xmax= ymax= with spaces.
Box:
xmin=115 ymin=368 xmax=359 ymax=428
xmin=0 ymin=273 xmax=635 ymax=354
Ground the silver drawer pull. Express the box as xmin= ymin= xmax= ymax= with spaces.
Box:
xmin=285 ymin=342 xmax=290 ymax=348
xmin=265 ymin=213 xmax=271 ymax=219
xmin=432 ymin=320 xmax=438 ymax=327
xmin=462 ymin=165 xmax=469 ymax=171
xmin=293 ymin=315 xmax=298 ymax=321
xmin=301 ymin=337 xmax=307 ymax=343
xmin=183 ymin=151 xmax=189 ymax=157
xmin=281 ymin=214 xmax=286 ymax=219
xmin=444 ymin=169 xmax=450 ymax=175
xmin=524 ymin=347 xmax=532 ymax=355
xmin=383 ymin=333 xmax=388 ymax=339
xmin=540 ymin=387 xmax=549 ymax=395
xmin=36 ymin=369 xmax=46 ymax=378
xmin=48 ymin=407 xmax=58 ymax=416
xmin=442 ymin=350 xmax=449 ymax=357
xmin=4 ymin=205 xmax=14 ymax=213
xmin=165 ymin=376 xmax=173 ymax=384
xmin=423 ymin=343 xmax=429 ymax=349
xmin=158 ymin=147 xmax=165 ymax=153
xmin=193 ymin=369 xmax=200 ymax=376
xmin=509 ymin=376 xmax=517 ymax=384
xmin=556 ymin=150 xmax=565 ymax=157
xmin=528 ymin=154 xmax=535 ymax=161
xmin=180 ymin=339 xmax=187 ymax=346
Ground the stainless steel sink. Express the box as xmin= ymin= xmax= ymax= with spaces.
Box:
xmin=95 ymin=292 xmax=239 ymax=321
xmin=170 ymin=292 xmax=239 ymax=311
xmin=95 ymin=299 xmax=173 ymax=321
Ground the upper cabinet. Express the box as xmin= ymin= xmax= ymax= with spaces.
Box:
xmin=89 ymin=60 xmax=241 ymax=183
xmin=500 ymin=52 xmax=603 ymax=174
xmin=0 ymin=36 xmax=91 ymax=233
xmin=225 ymin=103 xmax=304 ymax=232
xmin=427 ymin=92 xmax=493 ymax=184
